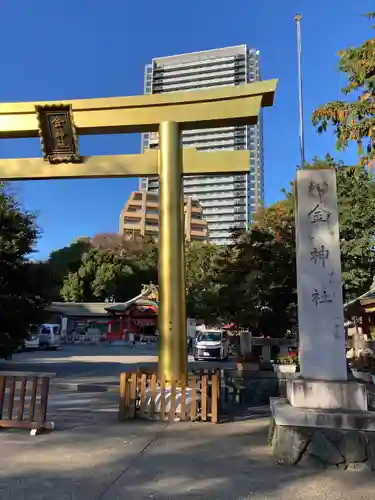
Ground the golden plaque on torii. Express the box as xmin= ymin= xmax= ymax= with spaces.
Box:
xmin=0 ymin=79 xmax=278 ymax=383
xmin=35 ymin=104 xmax=81 ymax=164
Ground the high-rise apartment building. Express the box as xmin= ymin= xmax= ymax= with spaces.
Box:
xmin=119 ymin=191 xmax=208 ymax=242
xmin=139 ymin=45 xmax=264 ymax=245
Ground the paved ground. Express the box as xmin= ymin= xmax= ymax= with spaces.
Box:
xmin=0 ymin=344 xmax=236 ymax=387
xmin=0 ymin=402 xmax=374 ymax=500
xmin=1 ymin=345 xmax=375 ymax=499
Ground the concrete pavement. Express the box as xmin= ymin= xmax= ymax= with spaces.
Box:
xmin=1 ymin=412 xmax=375 ymax=500
xmin=0 ymin=344 xmax=156 ymax=396
xmin=1 ymin=345 xmax=375 ymax=499
xmin=0 ymin=343 xmax=161 ymax=380
xmin=0 ymin=344 xmax=235 ymax=393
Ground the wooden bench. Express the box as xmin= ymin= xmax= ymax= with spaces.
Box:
xmin=0 ymin=371 xmax=55 ymax=435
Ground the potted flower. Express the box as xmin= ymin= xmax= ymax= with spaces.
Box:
xmin=273 ymin=354 xmax=299 ymax=373
xmin=236 ymin=352 xmax=260 ymax=371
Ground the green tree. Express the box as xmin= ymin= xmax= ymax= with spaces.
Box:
xmin=46 ymin=238 xmax=92 ymax=300
xmin=61 ymin=237 xmax=158 ymax=302
xmin=214 ymin=223 xmax=297 ymax=337
xmin=0 ymin=185 xmax=48 ymax=352
xmin=185 ymin=241 xmax=220 ymax=320
xmin=335 ymin=163 xmax=375 ymax=299
xmin=61 ymin=248 xmax=134 ymax=302
xmin=91 ymin=233 xmax=158 ymax=292
xmin=312 ymin=13 xmax=375 ymax=166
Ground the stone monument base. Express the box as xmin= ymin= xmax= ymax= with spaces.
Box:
xmin=270 ymin=387 xmax=375 ymax=471
xmin=287 ymin=378 xmax=367 ymax=411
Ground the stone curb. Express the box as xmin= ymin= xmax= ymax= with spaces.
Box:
xmin=53 ymin=382 xmax=119 ymax=393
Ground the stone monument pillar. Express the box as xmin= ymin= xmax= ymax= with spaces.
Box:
xmin=296 ymin=169 xmax=347 ymax=380
xmin=270 ymin=169 xmax=375 ymax=471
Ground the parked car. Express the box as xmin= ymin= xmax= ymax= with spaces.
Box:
xmin=39 ymin=324 xmax=61 ymax=349
xmin=24 ymin=332 xmax=40 ymax=350
xmin=193 ymin=329 xmax=230 ymax=361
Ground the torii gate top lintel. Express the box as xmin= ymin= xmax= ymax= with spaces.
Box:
xmin=0 ymin=79 xmax=278 ymax=139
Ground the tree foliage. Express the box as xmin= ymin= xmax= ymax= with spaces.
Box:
xmin=312 ymin=13 xmax=375 ymax=166
xmin=213 ymin=217 xmax=297 ymax=337
xmin=0 ymin=185 xmax=49 ymax=350
xmin=335 ymin=162 xmax=375 ymax=299
xmin=185 ymin=241 xmax=221 ymax=320
xmin=61 ymin=235 xmax=158 ymax=302
xmin=45 ymin=238 xmax=92 ymax=300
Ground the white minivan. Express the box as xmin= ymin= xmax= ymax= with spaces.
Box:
xmin=39 ymin=324 xmax=61 ymax=349
xmin=193 ymin=329 xmax=230 ymax=361
xmin=24 ymin=332 xmax=40 ymax=350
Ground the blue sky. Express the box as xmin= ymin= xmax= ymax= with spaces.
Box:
xmin=1 ymin=0 xmax=373 ymax=258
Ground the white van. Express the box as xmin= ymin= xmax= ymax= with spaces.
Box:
xmin=24 ymin=332 xmax=40 ymax=350
xmin=39 ymin=324 xmax=61 ymax=349
xmin=193 ymin=329 xmax=229 ymax=361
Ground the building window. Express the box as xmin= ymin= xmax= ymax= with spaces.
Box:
xmin=125 ymin=229 xmax=141 ymax=238
xmin=147 ymin=192 xmax=158 ymax=201
xmin=146 ymin=219 xmax=158 ymax=227
xmin=146 ymin=208 xmax=159 ymax=215
xmin=124 ymin=217 xmax=141 ymax=224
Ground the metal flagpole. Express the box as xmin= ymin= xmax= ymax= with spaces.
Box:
xmin=294 ymin=13 xmax=305 ymax=169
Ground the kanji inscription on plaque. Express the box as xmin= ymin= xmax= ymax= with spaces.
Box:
xmin=35 ymin=104 xmax=81 ymax=164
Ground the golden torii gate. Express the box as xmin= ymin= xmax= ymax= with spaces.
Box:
xmin=0 ymin=79 xmax=277 ymax=384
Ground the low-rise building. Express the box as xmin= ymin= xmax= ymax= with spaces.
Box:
xmin=119 ymin=190 xmax=208 ymax=242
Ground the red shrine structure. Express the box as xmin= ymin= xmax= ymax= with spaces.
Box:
xmin=105 ymin=283 xmax=159 ymax=341
xmin=46 ymin=283 xmax=159 ymax=342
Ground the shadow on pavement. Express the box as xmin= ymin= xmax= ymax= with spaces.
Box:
xmin=1 ymin=415 xmax=375 ymax=500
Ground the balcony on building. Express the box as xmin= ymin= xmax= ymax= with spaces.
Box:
xmin=119 ymin=191 xmax=208 ymax=243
